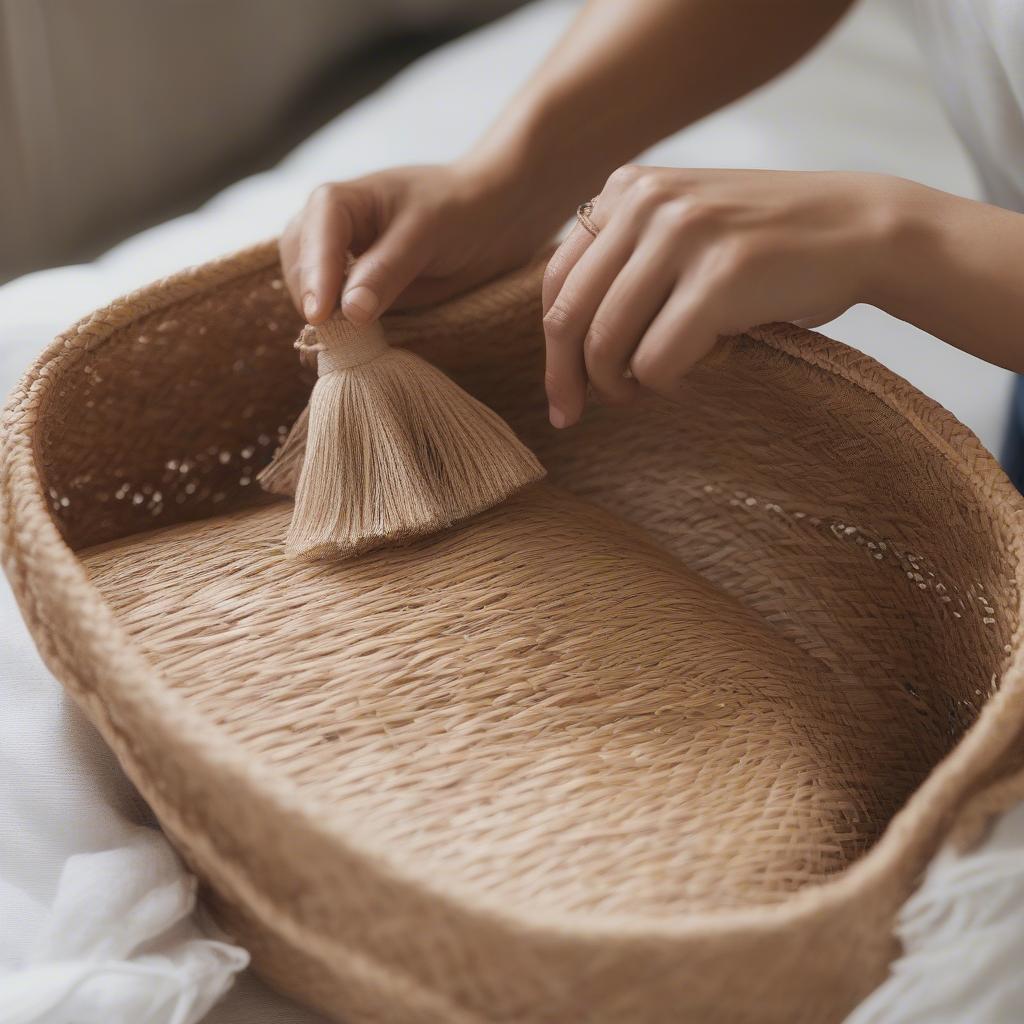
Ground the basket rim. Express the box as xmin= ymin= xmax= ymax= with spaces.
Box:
xmin=3 ymin=239 xmax=1024 ymax=950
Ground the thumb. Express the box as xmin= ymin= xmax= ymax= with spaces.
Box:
xmin=341 ymin=213 xmax=432 ymax=325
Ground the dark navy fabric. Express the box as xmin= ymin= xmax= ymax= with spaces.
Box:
xmin=1002 ymin=377 xmax=1024 ymax=492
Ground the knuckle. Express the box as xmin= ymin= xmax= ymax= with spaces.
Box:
xmin=606 ymin=163 xmax=645 ymax=192
xmin=543 ymin=303 xmax=576 ymax=339
xmin=626 ymin=173 xmax=672 ymax=211
xmin=660 ymin=197 xmax=728 ymax=238
xmin=582 ymin=318 xmax=616 ymax=361
xmin=309 ymin=182 xmax=338 ymax=209
xmin=659 ymin=196 xmax=705 ymax=231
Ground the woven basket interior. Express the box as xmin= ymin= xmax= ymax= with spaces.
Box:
xmin=36 ymin=260 xmax=1017 ymax=920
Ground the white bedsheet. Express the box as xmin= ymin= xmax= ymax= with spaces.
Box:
xmin=1 ymin=2 xmax=1021 ymax=1021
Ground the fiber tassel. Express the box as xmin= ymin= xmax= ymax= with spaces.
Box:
xmin=258 ymin=313 xmax=545 ymax=562
xmin=257 ymin=406 xmax=308 ymax=497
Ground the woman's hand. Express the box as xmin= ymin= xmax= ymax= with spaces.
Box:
xmin=542 ymin=166 xmax=904 ymax=427
xmin=280 ymin=161 xmax=557 ymax=326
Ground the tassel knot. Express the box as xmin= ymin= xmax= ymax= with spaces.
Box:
xmin=296 ymin=320 xmax=391 ymax=374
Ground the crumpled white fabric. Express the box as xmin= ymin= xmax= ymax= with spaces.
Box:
xmin=0 ymin=572 xmax=325 ymax=1024
xmin=0 ymin=829 xmax=248 ymax=1024
xmin=845 ymin=804 xmax=1024 ymax=1023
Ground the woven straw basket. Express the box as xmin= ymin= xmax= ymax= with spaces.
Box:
xmin=4 ymin=241 xmax=1024 ymax=1024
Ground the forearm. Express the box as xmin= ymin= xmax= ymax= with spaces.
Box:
xmin=871 ymin=182 xmax=1024 ymax=373
xmin=462 ymin=0 xmax=856 ymax=226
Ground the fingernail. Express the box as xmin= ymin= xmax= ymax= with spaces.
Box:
xmin=549 ymin=405 xmax=569 ymax=429
xmin=302 ymin=293 xmax=317 ymax=321
xmin=343 ymin=285 xmax=379 ymax=324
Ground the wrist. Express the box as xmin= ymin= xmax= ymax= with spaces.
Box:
xmin=858 ymin=175 xmax=944 ymax=314
xmin=457 ymin=100 xmax=612 ymax=237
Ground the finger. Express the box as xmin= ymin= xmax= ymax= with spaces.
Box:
xmin=298 ymin=186 xmax=355 ymax=324
xmin=583 ymin=239 xmax=681 ymax=403
xmin=541 ymin=187 xmax=616 ymax=315
xmin=584 ymin=195 xmax=739 ymax=393
xmin=543 ymin=221 xmax=595 ymax=316
xmin=543 ymin=216 xmax=636 ymax=425
xmin=541 ymin=224 xmax=597 ymax=428
xmin=630 ymin=276 xmax=725 ymax=399
xmin=279 ymin=213 xmax=304 ymax=314
xmin=341 ymin=212 xmax=432 ymax=325
xmin=542 ymin=225 xmax=599 ymax=427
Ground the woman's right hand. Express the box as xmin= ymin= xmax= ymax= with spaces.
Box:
xmin=280 ymin=162 xmax=553 ymax=327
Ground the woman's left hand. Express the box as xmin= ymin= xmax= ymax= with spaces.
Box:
xmin=542 ymin=165 xmax=904 ymax=427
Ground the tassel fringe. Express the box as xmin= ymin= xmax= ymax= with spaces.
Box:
xmin=257 ymin=406 xmax=308 ymax=497
xmin=259 ymin=319 xmax=544 ymax=562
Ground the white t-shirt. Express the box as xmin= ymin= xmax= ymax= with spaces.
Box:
xmin=911 ymin=0 xmax=1024 ymax=212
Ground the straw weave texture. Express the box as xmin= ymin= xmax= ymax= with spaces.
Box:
xmin=3 ymin=241 xmax=1024 ymax=1023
